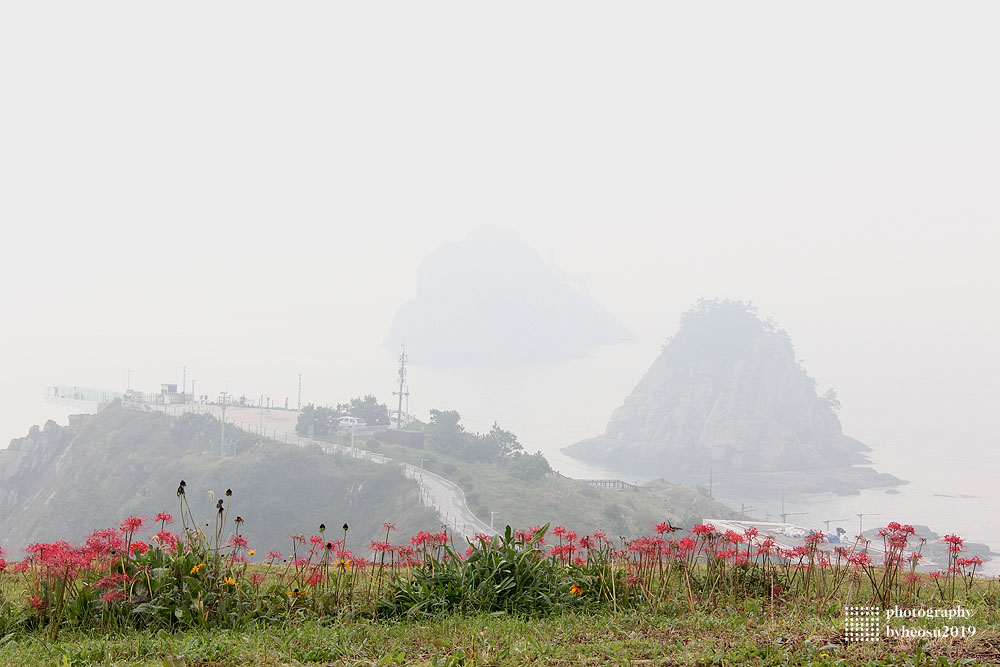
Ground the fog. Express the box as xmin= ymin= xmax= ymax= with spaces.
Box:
xmin=1 ymin=3 xmax=998 ymax=553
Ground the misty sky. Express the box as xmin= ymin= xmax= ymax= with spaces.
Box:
xmin=1 ymin=3 xmax=998 ymax=462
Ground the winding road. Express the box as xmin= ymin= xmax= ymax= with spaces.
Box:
xmin=155 ymin=403 xmax=493 ymax=539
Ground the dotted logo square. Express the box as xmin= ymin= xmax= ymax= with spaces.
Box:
xmin=844 ymin=605 xmax=881 ymax=642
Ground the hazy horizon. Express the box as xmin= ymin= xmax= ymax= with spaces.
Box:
xmin=2 ymin=3 xmax=998 ymax=555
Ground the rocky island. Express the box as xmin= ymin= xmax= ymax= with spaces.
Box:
xmin=564 ymin=299 xmax=904 ymax=495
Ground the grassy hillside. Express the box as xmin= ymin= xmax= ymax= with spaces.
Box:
xmin=351 ymin=435 xmax=733 ymax=536
xmin=0 ymin=406 xmax=438 ymax=554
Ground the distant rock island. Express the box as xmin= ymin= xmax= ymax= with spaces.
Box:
xmin=384 ymin=227 xmax=630 ymax=366
xmin=564 ymin=299 xmax=904 ymax=495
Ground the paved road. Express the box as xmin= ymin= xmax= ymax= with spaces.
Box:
xmin=156 ymin=402 xmax=493 ymax=539
xmin=302 ymin=436 xmax=492 ymax=540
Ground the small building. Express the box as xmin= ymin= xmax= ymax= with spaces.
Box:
xmin=160 ymin=384 xmax=185 ymax=404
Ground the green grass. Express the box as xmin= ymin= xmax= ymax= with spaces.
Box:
xmin=2 ymin=603 xmax=997 ymax=666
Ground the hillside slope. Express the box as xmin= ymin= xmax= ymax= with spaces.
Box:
xmin=0 ymin=406 xmax=438 ymax=554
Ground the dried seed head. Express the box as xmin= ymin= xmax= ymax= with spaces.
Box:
xmin=226 ymin=488 xmax=232 ymax=497
xmin=342 ymin=523 xmax=349 ymax=532
xmin=319 ymin=523 xmax=326 ymax=532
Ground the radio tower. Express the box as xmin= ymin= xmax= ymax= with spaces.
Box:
xmin=393 ymin=343 xmax=409 ymax=429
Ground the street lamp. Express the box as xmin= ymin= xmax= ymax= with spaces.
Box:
xmin=490 ymin=511 xmax=497 ymax=531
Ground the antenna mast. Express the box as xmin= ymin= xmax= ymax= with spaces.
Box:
xmin=393 ymin=343 xmax=409 ymax=428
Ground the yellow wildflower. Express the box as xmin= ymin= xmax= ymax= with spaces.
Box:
xmin=570 ymin=584 xmax=583 ymax=596
xmin=190 ymin=562 xmax=205 ymax=575
xmin=224 ymin=577 xmax=236 ymax=586
xmin=247 ymin=550 xmax=256 ymax=556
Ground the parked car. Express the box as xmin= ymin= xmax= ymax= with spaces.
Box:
xmin=337 ymin=416 xmax=367 ymax=429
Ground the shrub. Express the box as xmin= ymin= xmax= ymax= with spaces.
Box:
xmin=378 ymin=525 xmax=588 ymax=617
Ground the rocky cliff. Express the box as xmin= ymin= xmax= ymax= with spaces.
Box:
xmin=564 ymin=300 xmax=902 ymax=493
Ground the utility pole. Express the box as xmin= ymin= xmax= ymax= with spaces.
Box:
xmin=393 ymin=343 xmax=409 ymax=429
xmin=259 ymin=395 xmax=266 ymax=434
xmin=219 ymin=391 xmax=229 ymax=457
xmin=182 ymin=366 xmax=186 ymax=396
xmin=779 ymin=493 xmax=807 ymax=524
xmin=297 ymin=374 xmax=302 ymax=411
xmin=857 ymin=513 xmax=881 ymax=537
xmin=709 ymin=468 xmax=713 ymax=499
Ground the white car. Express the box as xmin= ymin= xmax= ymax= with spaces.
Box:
xmin=337 ymin=416 xmax=367 ymax=429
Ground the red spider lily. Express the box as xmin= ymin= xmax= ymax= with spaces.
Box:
xmin=756 ymin=537 xmax=778 ymax=557
xmin=782 ymin=545 xmax=809 ymax=560
xmin=249 ymin=572 xmax=266 ymax=585
xmin=305 ymin=568 xmax=324 ymax=587
xmin=804 ymin=531 xmax=826 ymax=548
xmin=153 ymin=531 xmax=180 ymax=553
xmin=368 ymin=541 xmax=392 ymax=553
xmin=552 ymin=526 xmax=566 ymax=537
xmin=957 ymin=556 xmax=983 ymax=568
xmin=129 ymin=541 xmax=148 ymax=556
xmin=848 ymin=552 xmax=872 ymax=567
xmin=677 ymin=536 xmax=697 ymax=557
xmin=28 ymin=595 xmax=46 ymax=611
xmin=382 ymin=523 xmax=396 ymax=532
xmin=85 ymin=529 xmax=125 ymax=556
xmin=119 ymin=516 xmax=143 ymax=533
xmin=691 ymin=523 xmax=716 ymax=537
xmin=942 ymin=534 xmax=964 ymax=552
xmin=656 ymin=521 xmax=683 ymax=535
xmin=229 ymin=535 xmax=249 ymax=550
xmin=101 ymin=590 xmax=127 ymax=604
xmin=154 ymin=512 xmax=174 ymax=524
xmin=724 ymin=530 xmax=745 ymax=545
